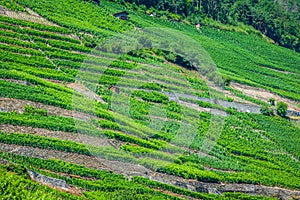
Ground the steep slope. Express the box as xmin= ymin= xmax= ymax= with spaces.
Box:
xmin=0 ymin=0 xmax=299 ymax=199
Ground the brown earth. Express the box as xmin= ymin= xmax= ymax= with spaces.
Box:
xmin=0 ymin=6 xmax=57 ymax=26
xmin=0 ymin=143 xmax=299 ymax=200
xmin=231 ymin=82 xmax=300 ymax=112
xmin=0 ymin=97 xmax=95 ymax=121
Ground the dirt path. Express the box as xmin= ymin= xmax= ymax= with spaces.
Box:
xmin=0 ymin=124 xmax=117 ymax=148
xmin=0 ymin=6 xmax=78 ymax=39
xmin=0 ymin=143 xmax=299 ymax=199
xmin=0 ymin=143 xmax=150 ymax=177
xmin=0 ymin=97 xmax=95 ymax=121
xmin=67 ymin=83 xmax=107 ymax=104
xmin=231 ymin=82 xmax=300 ymax=112
xmin=0 ymin=6 xmax=57 ymax=26
xmin=163 ymin=92 xmax=261 ymax=114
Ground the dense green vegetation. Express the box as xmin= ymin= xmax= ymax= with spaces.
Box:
xmin=0 ymin=164 xmax=82 ymax=199
xmin=115 ymin=0 xmax=300 ymax=52
xmin=0 ymin=0 xmax=299 ymax=199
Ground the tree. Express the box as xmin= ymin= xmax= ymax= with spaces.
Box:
xmin=115 ymin=0 xmax=300 ymax=51
xmin=276 ymin=101 xmax=288 ymax=117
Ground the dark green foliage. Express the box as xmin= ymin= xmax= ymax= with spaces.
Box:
xmin=260 ymin=106 xmax=274 ymax=116
xmin=116 ymin=0 xmax=300 ymax=51
xmin=187 ymin=77 xmax=209 ymax=91
xmin=79 ymin=34 xmax=98 ymax=48
xmin=46 ymin=40 xmax=91 ymax=53
xmin=223 ymin=75 xmax=231 ymax=87
xmin=0 ymin=112 xmax=77 ymax=133
xmin=269 ymin=98 xmax=275 ymax=106
xmin=276 ymin=102 xmax=288 ymax=118
xmin=103 ymin=69 xmax=126 ymax=77
xmin=167 ymin=101 xmax=181 ymax=113
xmin=109 ymin=60 xmax=137 ymax=70
xmin=0 ymin=49 xmax=55 ymax=69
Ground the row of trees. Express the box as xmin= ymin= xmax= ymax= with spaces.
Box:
xmin=117 ymin=0 xmax=300 ymax=51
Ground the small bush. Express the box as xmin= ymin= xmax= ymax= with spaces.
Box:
xmin=132 ymin=90 xmax=169 ymax=103
xmin=167 ymin=101 xmax=181 ymax=113
xmin=260 ymin=106 xmax=274 ymax=116
xmin=269 ymin=98 xmax=275 ymax=106
xmin=223 ymin=75 xmax=231 ymax=86
xmin=140 ymin=83 xmax=162 ymax=91
xmin=276 ymin=102 xmax=288 ymax=118
xmin=24 ymin=105 xmax=48 ymax=116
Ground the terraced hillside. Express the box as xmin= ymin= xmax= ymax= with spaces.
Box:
xmin=0 ymin=0 xmax=299 ymax=199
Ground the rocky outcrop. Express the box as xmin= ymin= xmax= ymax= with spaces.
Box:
xmin=28 ymin=170 xmax=81 ymax=195
xmin=1 ymin=143 xmax=299 ymax=200
xmin=28 ymin=170 xmax=69 ymax=190
xmin=150 ymin=174 xmax=300 ymax=200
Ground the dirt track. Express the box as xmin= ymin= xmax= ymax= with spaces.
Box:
xmin=0 ymin=143 xmax=299 ymax=200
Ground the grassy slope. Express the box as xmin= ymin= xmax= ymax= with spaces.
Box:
xmin=102 ymin=0 xmax=300 ymax=101
xmin=0 ymin=0 xmax=299 ymax=199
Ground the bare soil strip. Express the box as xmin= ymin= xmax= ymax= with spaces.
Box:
xmin=231 ymin=82 xmax=300 ymax=112
xmin=0 ymin=97 xmax=95 ymax=121
xmin=0 ymin=143 xmax=299 ymax=200
xmin=0 ymin=124 xmax=116 ymax=148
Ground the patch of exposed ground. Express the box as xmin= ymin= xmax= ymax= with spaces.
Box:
xmin=175 ymin=62 xmax=258 ymax=105
xmin=28 ymin=170 xmax=82 ymax=196
xmin=0 ymin=6 xmax=57 ymax=26
xmin=67 ymin=83 xmax=107 ymax=104
xmin=0 ymin=124 xmax=119 ymax=148
xmin=0 ymin=97 xmax=95 ymax=121
xmin=0 ymin=143 xmax=299 ymax=199
xmin=177 ymin=99 xmax=228 ymax=116
xmin=260 ymin=65 xmax=300 ymax=76
xmin=0 ymin=143 xmax=150 ymax=177
xmin=0 ymin=7 xmax=79 ymax=39
xmin=231 ymin=82 xmax=300 ymax=112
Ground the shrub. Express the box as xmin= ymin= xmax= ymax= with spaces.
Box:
xmin=132 ymin=90 xmax=169 ymax=103
xmin=167 ymin=101 xmax=181 ymax=113
xmin=260 ymin=106 xmax=274 ymax=116
xmin=140 ymin=82 xmax=162 ymax=91
xmin=24 ymin=105 xmax=48 ymax=116
xmin=223 ymin=75 xmax=231 ymax=86
xmin=276 ymin=102 xmax=288 ymax=118
xmin=269 ymin=98 xmax=275 ymax=106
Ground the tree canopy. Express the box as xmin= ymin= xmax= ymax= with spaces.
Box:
xmin=116 ymin=0 xmax=300 ymax=52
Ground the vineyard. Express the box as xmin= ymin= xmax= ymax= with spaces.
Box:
xmin=0 ymin=0 xmax=299 ymax=199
